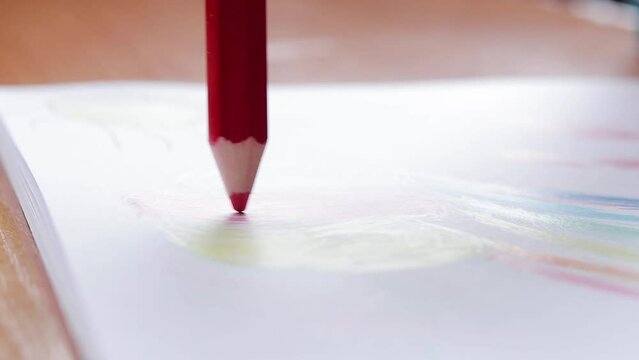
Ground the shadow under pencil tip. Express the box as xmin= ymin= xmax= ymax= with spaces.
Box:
xmin=226 ymin=213 xmax=248 ymax=224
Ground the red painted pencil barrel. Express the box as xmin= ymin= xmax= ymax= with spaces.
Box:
xmin=206 ymin=0 xmax=268 ymax=144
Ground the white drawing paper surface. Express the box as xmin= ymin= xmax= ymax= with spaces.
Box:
xmin=1 ymin=80 xmax=639 ymax=359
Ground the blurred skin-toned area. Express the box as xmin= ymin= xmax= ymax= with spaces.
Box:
xmin=0 ymin=0 xmax=637 ymax=84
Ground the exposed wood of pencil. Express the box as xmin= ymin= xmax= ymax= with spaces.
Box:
xmin=0 ymin=165 xmax=78 ymax=360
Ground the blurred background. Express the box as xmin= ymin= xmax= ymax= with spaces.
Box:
xmin=0 ymin=0 xmax=638 ymax=84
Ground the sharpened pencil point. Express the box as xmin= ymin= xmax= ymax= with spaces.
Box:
xmin=230 ymin=192 xmax=250 ymax=213
xmin=210 ymin=139 xmax=265 ymax=213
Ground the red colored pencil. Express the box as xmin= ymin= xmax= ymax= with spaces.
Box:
xmin=206 ymin=0 xmax=267 ymax=213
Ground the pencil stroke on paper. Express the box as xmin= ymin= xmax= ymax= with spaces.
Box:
xmin=573 ymin=127 xmax=639 ymax=141
xmin=600 ymin=159 xmax=639 ymax=170
xmin=493 ymin=254 xmax=639 ymax=299
xmin=126 ymin=190 xmax=486 ymax=273
xmin=126 ymin=175 xmax=639 ymax=299
xmin=453 ymin=183 xmax=639 ymax=296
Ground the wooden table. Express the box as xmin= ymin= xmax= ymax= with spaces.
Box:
xmin=0 ymin=0 xmax=636 ymax=358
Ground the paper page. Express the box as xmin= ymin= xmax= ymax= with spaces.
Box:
xmin=1 ymin=80 xmax=639 ymax=359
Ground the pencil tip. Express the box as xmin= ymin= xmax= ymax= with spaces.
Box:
xmin=211 ymin=138 xmax=265 ymax=213
xmin=230 ymin=192 xmax=250 ymax=213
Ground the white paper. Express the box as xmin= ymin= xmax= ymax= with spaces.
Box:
xmin=1 ymin=79 xmax=639 ymax=360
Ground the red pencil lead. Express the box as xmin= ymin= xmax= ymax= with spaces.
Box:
xmin=229 ymin=192 xmax=250 ymax=213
